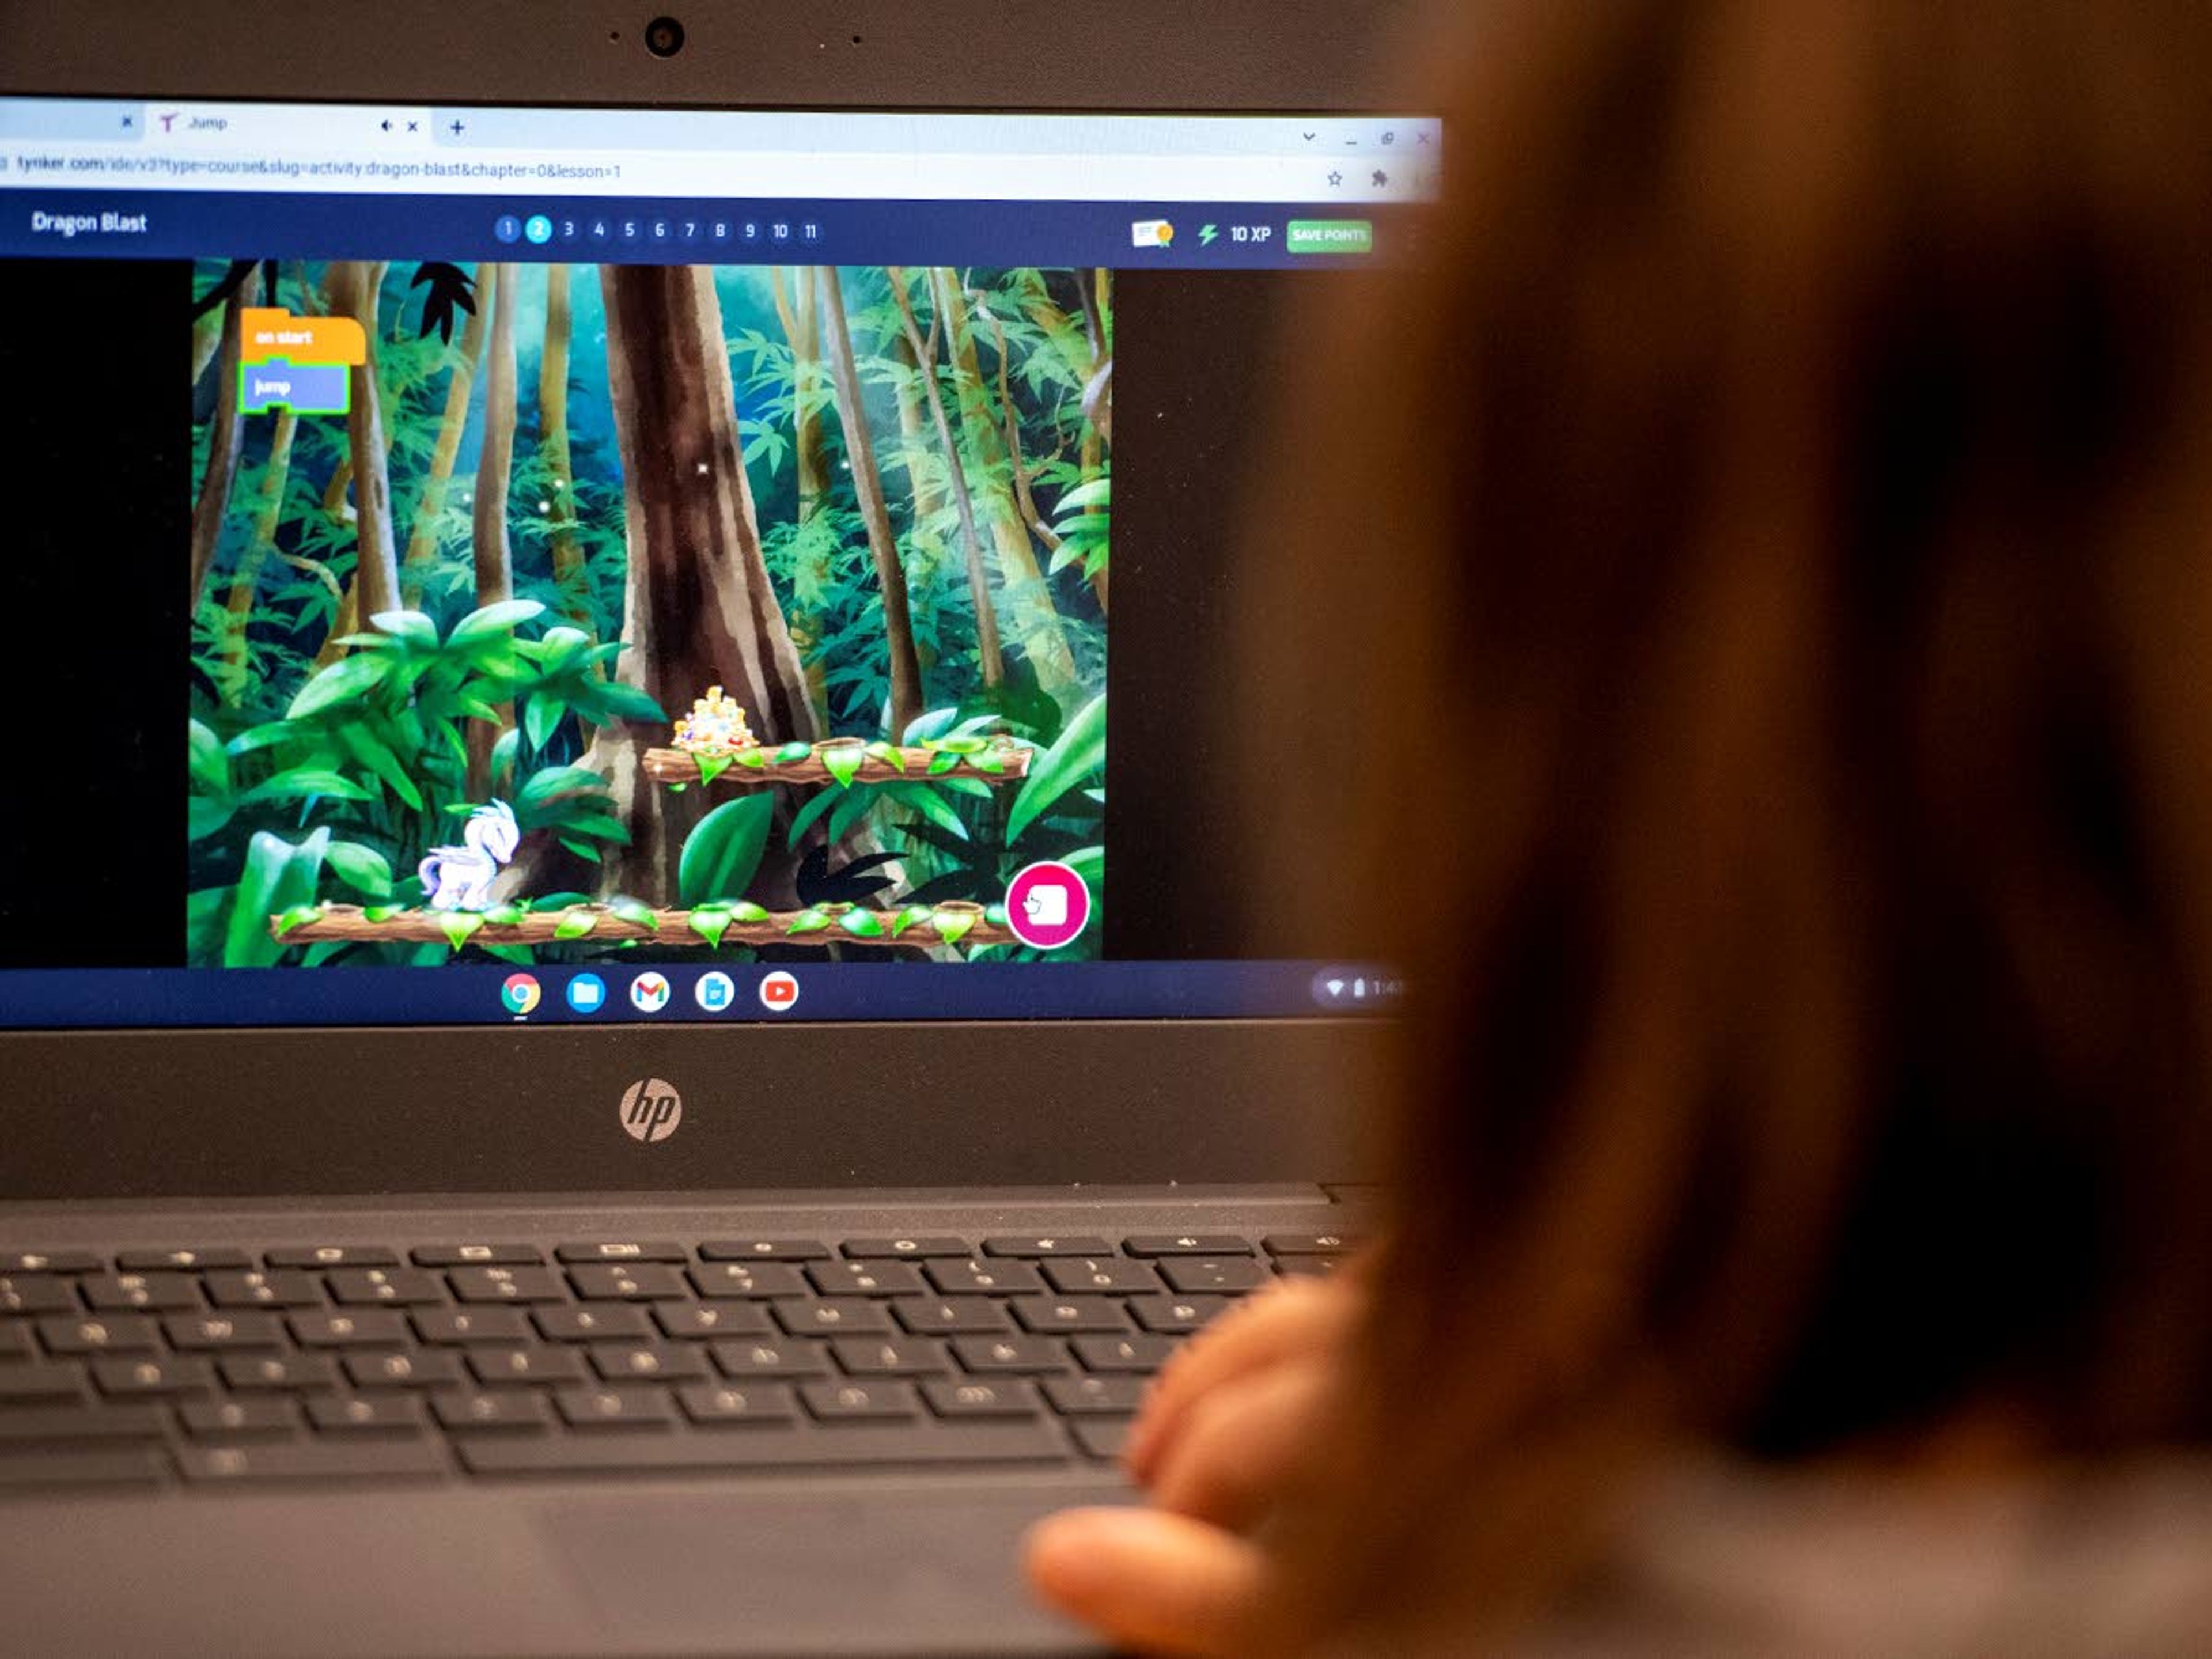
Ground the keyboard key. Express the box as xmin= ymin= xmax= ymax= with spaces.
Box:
xmin=38 ymin=1314 xmax=158 ymax=1354
xmin=0 ymin=1323 xmax=33 ymax=1360
xmin=1276 ymin=1257 xmax=1341 ymax=1278
xmin=93 ymin=1355 xmax=215 ymax=1397
xmin=412 ymin=1244 xmax=542 ymax=1267
xmin=219 ymin=1353 xmax=339 ymax=1391
xmin=0 ymin=1449 xmax=165 ymax=1488
xmin=1158 ymin=1259 xmax=1268 ymax=1296
xmin=448 ymin=1266 xmax=566 ymax=1304
xmin=1073 ymin=1334 xmax=1175 ymax=1374
xmin=923 ymin=1378 xmax=1041 ymax=1419
xmin=555 ymin=1242 xmax=685 ymax=1264
xmin=178 ymin=1441 xmax=445 ymax=1484
xmin=468 ymin=1347 xmax=585 ymax=1387
xmin=891 ymin=1297 xmax=1012 ymax=1336
xmin=345 ymin=1351 xmax=464 ymax=1389
xmin=268 ymin=1247 xmax=400 ymax=1268
xmin=980 ymin=1236 xmax=1115 ymax=1258
xmin=805 ymin=1261 xmax=925 ymax=1297
xmin=534 ymin=1305 xmax=652 ymax=1343
xmin=459 ymin=1420 xmax=1065 ymax=1476
xmin=1261 ymin=1233 xmax=1358 ymax=1257
xmin=1044 ymin=1375 xmax=1145 ymax=1415
xmin=328 ymin=1268 xmax=446 ymax=1306
xmin=412 ymin=1308 xmax=530 ymax=1345
xmin=771 ymin=1298 xmax=889 ymax=1336
xmin=679 ymin=1381 xmax=797 ymax=1423
xmin=652 ymin=1302 xmax=769 ymax=1340
xmin=0 ymin=1252 xmax=98 ymax=1275
xmin=205 ymin=1270 xmax=321 ymax=1309
xmin=697 ymin=1239 xmax=830 ymax=1261
xmin=307 ymin=1395 xmax=426 ymax=1433
xmin=710 ymin=1339 xmax=830 ymax=1380
xmin=0 ymin=1276 xmax=77 ymax=1316
xmin=925 ymin=1259 xmax=1043 ymax=1297
xmin=1010 ymin=1297 xmax=1127 ymax=1335
xmin=82 ymin=1273 xmax=201 ymax=1312
xmin=1072 ymin=1419 xmax=1132 ymax=1461
xmin=163 ymin=1312 xmax=284 ymax=1350
xmin=290 ymin=1310 xmax=408 ymax=1347
xmin=0 ymin=1403 xmax=165 ymax=1442
xmin=1129 ymin=1296 xmax=1229 ymax=1335
xmin=117 ymin=1248 xmax=253 ymax=1271
xmin=688 ymin=1262 xmax=806 ymax=1299
xmin=588 ymin=1343 xmax=710 ymax=1384
xmin=801 ymin=1380 xmax=918 ymax=1422
xmin=840 ymin=1237 xmax=970 ymax=1259
xmin=431 ymin=1390 xmax=550 ymax=1433
xmin=951 ymin=1336 xmax=1070 ymax=1375
xmin=830 ymin=1337 xmax=949 ymax=1378
xmin=179 ymin=1398 xmax=298 ymax=1438
xmin=1042 ymin=1259 xmax=1164 ymax=1296
xmin=1123 ymin=1235 xmax=1254 ymax=1257
xmin=0 ymin=1364 xmax=85 ymax=1404
xmin=568 ymin=1263 xmax=688 ymax=1300
xmin=556 ymin=1385 xmax=675 ymax=1429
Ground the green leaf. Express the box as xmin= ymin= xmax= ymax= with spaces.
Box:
xmin=783 ymin=786 xmax=840 ymax=850
xmin=984 ymin=903 xmax=1010 ymax=927
xmin=489 ymin=725 xmax=521 ymax=790
xmin=363 ymin=904 xmax=406 ymax=923
xmin=827 ymin=787 xmax=876 ymax=844
xmin=823 ymin=744 xmax=866 ymax=788
xmin=736 ymin=748 xmax=768 ymax=770
xmin=927 ymin=751 xmax=961 ymax=775
xmin=272 ymin=902 xmax=325 ymax=939
xmin=1005 ymin=692 xmax=1105 ymax=844
xmin=730 ymin=900 xmax=771 ymax=923
xmin=518 ymin=764 xmax=611 ymax=812
xmin=241 ymin=767 xmax=375 ymax=806
xmin=1053 ymin=476 xmax=1112 ymax=514
xmin=483 ymin=903 xmax=527 ymax=927
xmin=677 ymin=793 xmax=775 ymax=906
xmin=775 ymin=741 xmax=812 ymax=764
xmin=446 ymin=598 xmax=546 ymax=646
xmin=972 ymin=751 xmax=1006 ymax=774
xmin=608 ymin=896 xmax=661 ymax=930
xmin=881 ymin=782 xmax=968 ymax=840
xmin=695 ymin=753 xmax=732 ymax=787
xmin=188 ymin=796 xmax=235 ymax=842
xmin=187 ymin=719 xmax=229 ymax=794
xmin=554 ymin=907 xmax=598 ymax=940
xmin=367 ymin=609 xmax=440 ymax=649
xmin=337 ymin=725 xmax=423 ymax=812
xmin=583 ymin=681 xmax=666 ymax=725
xmin=931 ymin=908 xmax=977 ymax=947
xmin=1063 ymin=845 xmax=1104 ymax=896
xmin=890 ymin=904 xmax=934 ymax=938
xmin=531 ymin=891 xmax=594 ymax=912
xmin=668 ymin=782 xmax=687 ymax=794
xmin=223 ymin=828 xmax=329 ymax=968
xmin=933 ymin=737 xmax=986 ymax=755
xmin=325 ymin=841 xmax=393 ymax=899
xmin=439 ymin=910 xmax=484 ymax=951
xmin=786 ymin=909 xmax=831 ymax=935
xmin=688 ymin=906 xmax=733 ymax=948
xmin=864 ymin=741 xmax=907 ymax=774
xmin=838 ymin=908 xmax=885 ymax=939
xmin=535 ymin=624 xmax=592 ymax=669
xmin=286 ymin=652 xmax=388 ymax=720
xmin=522 ymin=693 xmax=562 ymax=752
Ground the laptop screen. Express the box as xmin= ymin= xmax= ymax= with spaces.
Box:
xmin=0 ymin=97 xmax=1429 ymax=1031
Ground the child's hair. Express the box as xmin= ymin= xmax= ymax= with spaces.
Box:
xmin=1241 ymin=0 xmax=2212 ymax=1640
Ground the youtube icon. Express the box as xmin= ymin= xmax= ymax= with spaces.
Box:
xmin=757 ymin=971 xmax=800 ymax=1012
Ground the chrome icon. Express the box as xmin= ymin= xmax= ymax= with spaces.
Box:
xmin=500 ymin=972 xmax=541 ymax=1016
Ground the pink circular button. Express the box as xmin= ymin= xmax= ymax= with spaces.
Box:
xmin=1005 ymin=861 xmax=1093 ymax=950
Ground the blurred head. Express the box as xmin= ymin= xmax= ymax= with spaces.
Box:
xmin=1246 ymin=0 xmax=2212 ymax=1641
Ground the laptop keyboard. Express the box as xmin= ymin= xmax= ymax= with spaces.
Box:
xmin=0 ymin=1233 xmax=1350 ymax=1491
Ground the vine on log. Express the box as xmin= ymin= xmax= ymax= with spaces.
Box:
xmin=643 ymin=741 xmax=1030 ymax=789
xmin=271 ymin=901 xmax=1016 ymax=950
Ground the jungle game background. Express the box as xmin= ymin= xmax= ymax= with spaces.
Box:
xmin=185 ymin=260 xmax=1112 ymax=968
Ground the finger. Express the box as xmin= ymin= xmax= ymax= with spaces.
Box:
xmin=1126 ymin=1276 xmax=1355 ymax=1484
xmin=1149 ymin=1358 xmax=1336 ymax=1531
xmin=1023 ymin=1505 xmax=1275 ymax=1658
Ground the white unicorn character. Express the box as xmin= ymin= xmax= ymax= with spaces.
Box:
xmin=420 ymin=801 xmax=521 ymax=911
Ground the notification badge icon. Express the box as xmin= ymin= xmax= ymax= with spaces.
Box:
xmin=1006 ymin=861 xmax=1093 ymax=950
xmin=629 ymin=972 xmax=671 ymax=1013
xmin=500 ymin=972 xmax=541 ymax=1016
xmin=758 ymin=971 xmax=800 ymax=1012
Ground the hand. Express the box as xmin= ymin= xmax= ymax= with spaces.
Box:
xmin=1023 ymin=1271 xmax=1366 ymax=1656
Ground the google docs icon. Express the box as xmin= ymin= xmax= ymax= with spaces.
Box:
xmin=567 ymin=973 xmax=607 ymax=1014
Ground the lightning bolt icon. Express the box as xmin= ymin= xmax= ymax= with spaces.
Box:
xmin=1199 ymin=223 xmax=1219 ymax=247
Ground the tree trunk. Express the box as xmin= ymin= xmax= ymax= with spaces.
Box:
xmin=933 ymin=268 xmax=1077 ymax=694
xmin=887 ymin=267 xmax=1003 ymax=688
xmin=539 ymin=264 xmax=588 ymax=623
xmin=325 ymin=262 xmax=401 ymax=627
xmin=519 ymin=264 xmax=823 ymax=908
xmin=216 ymin=407 xmax=298 ymax=702
xmin=770 ymin=265 xmax=832 ymax=716
xmin=188 ymin=286 xmax=247 ymax=610
xmin=817 ymin=267 xmax=924 ymax=739
xmin=1023 ymin=272 xmax=1111 ymax=613
xmin=399 ymin=260 xmax=492 ymax=609
xmin=466 ymin=262 xmax=520 ymax=800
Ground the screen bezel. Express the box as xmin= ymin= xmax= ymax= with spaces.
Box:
xmin=0 ymin=0 xmax=1411 ymax=1199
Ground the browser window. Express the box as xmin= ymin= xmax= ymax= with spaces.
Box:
xmin=0 ymin=97 xmax=1431 ymax=1029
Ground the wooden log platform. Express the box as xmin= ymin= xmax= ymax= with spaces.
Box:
xmin=642 ymin=740 xmax=1031 ymax=789
xmin=271 ymin=902 xmax=1017 ymax=950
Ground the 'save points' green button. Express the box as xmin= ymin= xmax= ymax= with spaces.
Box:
xmin=1286 ymin=219 xmax=1374 ymax=255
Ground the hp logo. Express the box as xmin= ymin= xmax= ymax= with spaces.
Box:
xmin=618 ymin=1078 xmax=683 ymax=1143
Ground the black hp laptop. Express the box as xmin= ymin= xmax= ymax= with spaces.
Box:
xmin=0 ymin=3 xmax=1429 ymax=1651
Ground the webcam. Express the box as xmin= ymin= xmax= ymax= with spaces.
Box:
xmin=643 ymin=15 xmax=686 ymax=56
